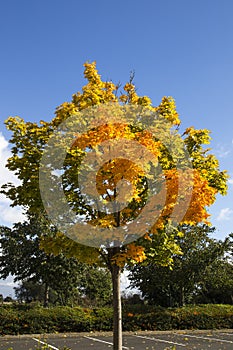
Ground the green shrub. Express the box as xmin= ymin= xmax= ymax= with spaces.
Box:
xmin=0 ymin=307 xmax=21 ymax=335
xmin=122 ymin=304 xmax=233 ymax=331
xmin=1 ymin=304 xmax=233 ymax=335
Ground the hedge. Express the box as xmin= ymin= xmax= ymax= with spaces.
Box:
xmin=123 ymin=304 xmax=233 ymax=331
xmin=0 ymin=304 xmax=233 ymax=335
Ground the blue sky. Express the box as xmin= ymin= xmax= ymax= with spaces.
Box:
xmin=1 ymin=0 xmax=233 ymax=295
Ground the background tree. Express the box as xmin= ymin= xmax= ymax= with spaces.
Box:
xmin=14 ymin=280 xmax=57 ymax=304
xmin=194 ymin=258 xmax=233 ymax=304
xmin=0 ymin=219 xmax=112 ymax=306
xmin=79 ymin=266 xmax=112 ymax=307
xmin=1 ymin=62 xmax=228 ymax=350
xmin=128 ymin=225 xmax=229 ymax=306
xmin=193 ymin=232 xmax=233 ymax=305
xmin=3 ymin=296 xmax=13 ymax=303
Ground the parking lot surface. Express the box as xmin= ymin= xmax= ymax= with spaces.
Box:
xmin=1 ymin=330 xmax=233 ymax=349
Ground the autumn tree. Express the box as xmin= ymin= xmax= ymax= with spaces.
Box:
xmin=1 ymin=62 xmax=228 ymax=350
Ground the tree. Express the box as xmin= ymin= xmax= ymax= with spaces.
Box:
xmin=0 ymin=221 xmax=78 ymax=306
xmin=1 ymin=62 xmax=228 ymax=350
xmin=0 ymin=220 xmax=111 ymax=307
xmin=14 ymin=280 xmax=57 ymax=304
xmin=193 ymin=233 xmax=233 ymax=305
xmin=194 ymin=258 xmax=233 ymax=304
xmin=4 ymin=296 xmax=13 ymax=303
xmin=79 ymin=265 xmax=112 ymax=307
xmin=128 ymin=225 xmax=229 ymax=306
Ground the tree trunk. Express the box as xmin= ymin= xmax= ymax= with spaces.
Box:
xmin=44 ymin=283 xmax=49 ymax=308
xmin=180 ymin=285 xmax=185 ymax=307
xmin=168 ymin=282 xmax=172 ymax=307
xmin=111 ymin=262 xmax=122 ymax=350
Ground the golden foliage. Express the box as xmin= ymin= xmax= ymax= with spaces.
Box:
xmin=3 ymin=61 xmax=228 ymax=269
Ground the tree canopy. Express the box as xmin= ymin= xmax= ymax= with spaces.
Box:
xmin=1 ymin=62 xmax=228 ymax=265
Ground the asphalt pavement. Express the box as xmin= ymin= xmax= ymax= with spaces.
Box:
xmin=1 ymin=330 xmax=233 ymax=350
